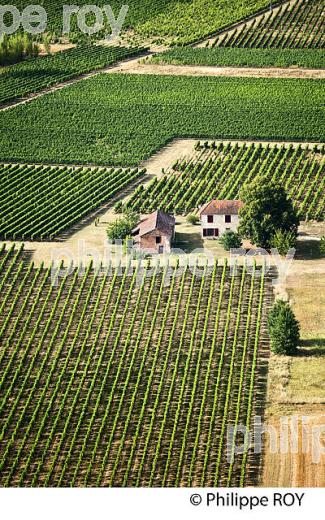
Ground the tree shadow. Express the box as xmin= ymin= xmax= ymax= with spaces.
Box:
xmin=297 ymin=338 xmax=325 ymax=357
xmin=295 ymin=239 xmax=323 ymax=260
xmin=173 ymin=230 xmax=204 ymax=252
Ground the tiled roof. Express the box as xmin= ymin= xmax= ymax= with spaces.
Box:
xmin=200 ymin=200 xmax=244 ymax=216
xmin=133 ymin=210 xmax=175 ymax=237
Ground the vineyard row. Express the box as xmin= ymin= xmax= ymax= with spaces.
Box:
xmin=0 ymin=247 xmax=273 ymax=487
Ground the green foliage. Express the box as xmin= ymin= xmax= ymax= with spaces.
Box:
xmin=125 ymin=143 xmax=324 ymax=221
xmin=271 ymin=229 xmax=297 ymax=256
xmin=107 ymin=212 xmax=139 ymax=241
xmin=0 ymin=33 xmax=39 ymax=66
xmin=186 ymin=214 xmax=199 ymax=225
xmin=0 ymin=248 xmax=270 ymax=487
xmin=153 ymin=47 xmax=325 ymax=69
xmin=238 ymin=177 xmax=300 ymax=248
xmin=0 ymin=44 xmax=144 ymax=105
xmin=268 ymin=300 xmax=300 ymax=355
xmin=219 ymin=231 xmax=243 ymax=251
xmin=0 ymin=74 xmax=323 ymax=166
xmin=114 ymin=201 xmax=123 ymax=214
xmin=9 ymin=1 xmax=270 ymax=44
xmin=136 ymin=0 xmax=270 ymax=45
xmin=0 ymin=163 xmax=145 ymax=240
xmin=213 ymin=0 xmax=323 ymax=50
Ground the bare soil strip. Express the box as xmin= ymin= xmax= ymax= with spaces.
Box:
xmin=110 ymin=61 xmax=325 ymax=79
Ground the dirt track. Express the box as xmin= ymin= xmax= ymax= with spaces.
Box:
xmin=110 ymin=61 xmax=325 ymax=80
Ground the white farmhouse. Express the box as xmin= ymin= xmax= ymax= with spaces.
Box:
xmin=199 ymin=200 xmax=244 ymax=239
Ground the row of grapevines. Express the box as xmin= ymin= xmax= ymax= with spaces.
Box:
xmin=0 ymin=248 xmax=272 ymax=487
xmin=124 ymin=142 xmax=324 ymax=221
xmin=213 ymin=0 xmax=324 ymax=49
xmin=0 ymin=163 xmax=145 ymax=240
xmin=0 ymin=44 xmax=145 ymax=106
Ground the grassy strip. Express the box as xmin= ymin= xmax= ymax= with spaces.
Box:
xmin=151 ymin=47 xmax=325 ymax=69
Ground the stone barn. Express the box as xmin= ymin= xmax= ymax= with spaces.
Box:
xmin=132 ymin=210 xmax=175 ymax=254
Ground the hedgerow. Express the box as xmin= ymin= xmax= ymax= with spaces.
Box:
xmin=0 ymin=74 xmax=323 ymax=166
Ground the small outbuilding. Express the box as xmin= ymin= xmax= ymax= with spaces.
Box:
xmin=199 ymin=199 xmax=244 ymax=239
xmin=132 ymin=210 xmax=175 ymax=253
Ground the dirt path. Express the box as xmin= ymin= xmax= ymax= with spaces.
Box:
xmin=110 ymin=61 xmax=325 ymax=79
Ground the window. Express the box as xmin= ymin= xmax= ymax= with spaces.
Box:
xmin=156 ymin=236 xmax=162 ymax=244
xmin=206 ymin=229 xmax=214 ymax=237
xmin=207 ymin=215 xmax=214 ymax=223
xmin=225 ymin=215 xmax=232 ymax=223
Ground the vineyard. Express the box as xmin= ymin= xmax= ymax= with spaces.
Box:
xmin=213 ymin=0 xmax=325 ymax=49
xmin=0 ymin=163 xmax=145 ymax=240
xmin=9 ymin=1 xmax=270 ymax=44
xmin=0 ymin=74 xmax=323 ymax=166
xmin=152 ymin=47 xmax=325 ymax=69
xmin=0 ymin=247 xmax=273 ymax=487
xmin=123 ymin=142 xmax=325 ymax=221
xmin=0 ymin=45 xmax=145 ymax=106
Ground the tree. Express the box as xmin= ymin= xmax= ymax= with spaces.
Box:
xmin=238 ymin=177 xmax=299 ymax=248
xmin=268 ymin=300 xmax=300 ymax=355
xmin=107 ymin=212 xmax=138 ymax=240
xmin=271 ymin=229 xmax=297 ymax=256
xmin=186 ymin=213 xmax=199 ymax=225
xmin=219 ymin=231 xmax=242 ymax=251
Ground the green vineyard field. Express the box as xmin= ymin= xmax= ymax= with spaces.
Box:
xmin=9 ymin=1 xmax=270 ymax=44
xmin=0 ymin=247 xmax=273 ymax=487
xmin=124 ymin=142 xmax=325 ymax=220
xmin=151 ymin=47 xmax=325 ymax=69
xmin=0 ymin=163 xmax=145 ymax=240
xmin=0 ymin=45 xmax=145 ymax=106
xmin=0 ymin=74 xmax=323 ymax=166
xmin=213 ymin=0 xmax=324 ymax=49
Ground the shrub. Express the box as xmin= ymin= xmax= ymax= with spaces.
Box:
xmin=0 ymin=33 xmax=39 ymax=66
xmin=271 ymin=229 xmax=297 ymax=256
xmin=268 ymin=300 xmax=300 ymax=355
xmin=107 ymin=212 xmax=139 ymax=240
xmin=219 ymin=231 xmax=243 ymax=251
xmin=186 ymin=214 xmax=200 ymax=225
xmin=114 ymin=201 xmax=123 ymax=213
